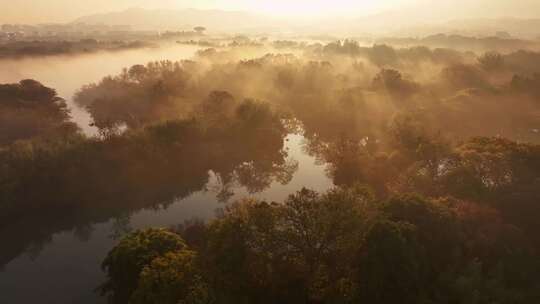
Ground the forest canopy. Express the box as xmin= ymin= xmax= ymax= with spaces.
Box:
xmin=101 ymin=187 xmax=540 ymax=304
xmin=1 ymin=39 xmax=540 ymax=303
xmin=74 ymin=43 xmax=540 ymax=143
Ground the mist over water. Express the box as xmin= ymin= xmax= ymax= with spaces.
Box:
xmin=0 ymin=133 xmax=332 ymax=304
xmin=0 ymin=43 xmax=199 ymax=135
xmin=0 ymin=44 xmax=335 ymax=303
xmin=2 ymin=3 xmax=540 ymax=301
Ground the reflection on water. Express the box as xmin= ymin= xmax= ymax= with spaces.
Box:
xmin=0 ymin=46 xmax=333 ymax=303
xmin=0 ymin=134 xmax=332 ymax=304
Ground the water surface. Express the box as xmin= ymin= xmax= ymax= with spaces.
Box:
xmin=0 ymin=46 xmax=334 ymax=304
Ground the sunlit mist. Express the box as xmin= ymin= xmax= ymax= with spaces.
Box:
xmin=2 ymin=1 xmax=540 ymax=304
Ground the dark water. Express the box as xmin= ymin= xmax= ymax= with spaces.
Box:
xmin=0 ymin=134 xmax=332 ymax=304
xmin=0 ymin=47 xmax=334 ymax=303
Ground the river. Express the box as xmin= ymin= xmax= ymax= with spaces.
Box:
xmin=0 ymin=44 xmax=333 ymax=303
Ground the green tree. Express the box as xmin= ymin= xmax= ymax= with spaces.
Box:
xmin=201 ymin=186 xmax=376 ymax=303
xmin=100 ymin=228 xmax=189 ymax=304
xmin=356 ymin=220 xmax=426 ymax=304
xmin=131 ymin=251 xmax=210 ymax=304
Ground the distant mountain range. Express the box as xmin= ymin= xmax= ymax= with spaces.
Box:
xmin=72 ymin=7 xmax=540 ymax=39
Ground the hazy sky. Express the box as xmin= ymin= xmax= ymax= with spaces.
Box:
xmin=1 ymin=0 xmax=408 ymax=23
xmin=2 ymin=0 xmax=540 ymax=24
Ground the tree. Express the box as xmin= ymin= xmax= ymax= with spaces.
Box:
xmin=201 ymin=186 xmax=375 ymax=303
xmin=368 ymin=44 xmax=398 ymax=67
xmin=441 ymin=64 xmax=487 ymax=89
xmin=0 ymin=79 xmax=78 ymax=145
xmin=74 ymin=61 xmax=190 ymax=131
xmin=357 ymin=195 xmax=468 ymax=303
xmin=356 ymin=220 xmax=426 ymax=304
xmin=131 ymin=251 xmax=210 ymax=304
xmin=276 ymin=186 xmax=376 ymax=302
xmin=372 ymin=69 xmax=419 ymax=100
xmin=478 ymin=51 xmax=504 ymax=71
xmin=100 ymin=228 xmax=189 ymax=304
xmin=194 ymin=26 xmax=206 ymax=34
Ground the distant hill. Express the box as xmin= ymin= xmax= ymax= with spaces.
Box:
xmin=72 ymin=8 xmax=275 ymax=33
xmin=376 ymin=18 xmax=540 ymax=39
xmin=441 ymin=18 xmax=540 ymax=39
xmin=347 ymin=2 xmax=540 ymax=39
xmin=72 ymin=7 xmax=540 ymax=39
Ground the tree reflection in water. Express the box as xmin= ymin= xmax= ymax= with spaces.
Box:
xmin=0 ymin=97 xmax=298 ymax=268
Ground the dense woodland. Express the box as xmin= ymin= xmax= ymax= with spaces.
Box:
xmin=1 ymin=40 xmax=540 ymax=303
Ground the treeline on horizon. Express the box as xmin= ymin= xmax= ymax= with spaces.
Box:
xmin=0 ymin=39 xmax=156 ymax=59
xmin=1 ymin=40 xmax=540 ymax=302
xmin=269 ymin=33 xmax=540 ymax=54
xmin=374 ymin=33 xmax=540 ymax=53
xmin=3 ymin=31 xmax=540 ymax=60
